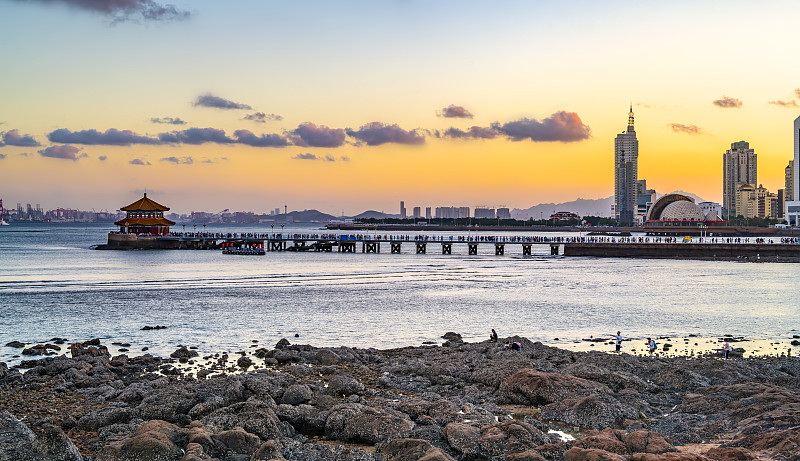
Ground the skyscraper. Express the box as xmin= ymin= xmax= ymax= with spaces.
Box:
xmin=614 ymin=105 xmax=638 ymax=225
xmin=722 ymin=141 xmax=757 ymax=218
xmin=785 ymin=160 xmax=794 ymax=203
xmin=785 ymin=116 xmax=800 ymax=225
xmin=400 ymin=201 xmax=406 ymax=219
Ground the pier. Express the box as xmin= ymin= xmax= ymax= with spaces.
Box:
xmin=101 ymin=231 xmax=800 ymax=260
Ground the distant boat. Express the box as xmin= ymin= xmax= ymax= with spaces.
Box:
xmin=0 ymin=219 xmax=9 ymax=226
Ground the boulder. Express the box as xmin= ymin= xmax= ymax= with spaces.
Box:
xmin=202 ymin=401 xmax=281 ymax=441
xmin=276 ymin=404 xmax=328 ymax=435
xmin=541 ymin=394 xmax=634 ymax=430
xmin=326 ymin=403 xmax=414 ymax=444
xmin=327 ymin=374 xmax=365 ymax=396
xmin=1 ymin=412 xmax=83 ymax=461
xmin=280 ymin=384 xmax=312 ymax=405
xmin=629 ymin=454 xmax=710 ymax=461
xmin=704 ymin=447 xmax=757 ymax=461
xmin=5 ymin=340 xmax=25 ymax=348
xmin=382 ymin=438 xmax=456 ymax=461
xmin=237 ymin=355 xmax=253 ymax=369
xmin=564 ymin=447 xmax=627 ymax=461
xmin=499 ymin=370 xmax=610 ymax=406
xmin=251 ymin=440 xmax=285 ymax=460
xmin=476 ymin=420 xmax=551 ymax=458
xmin=444 ymin=423 xmax=480 ymax=458
xmin=211 ymin=428 xmax=261 ymax=455
xmin=69 ymin=342 xmax=110 ymax=358
xmin=31 ymin=424 xmax=84 ymax=461
xmin=170 ymin=346 xmax=198 ymax=359
xmin=275 ymin=338 xmax=291 ymax=349
xmin=441 ymin=332 xmax=462 ymax=341
xmin=314 ymin=349 xmax=342 ymax=365
xmin=98 ymin=420 xmax=185 ymax=461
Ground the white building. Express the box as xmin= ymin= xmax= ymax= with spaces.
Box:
xmin=785 ymin=116 xmax=800 ymax=226
xmin=698 ymin=201 xmax=722 ymax=218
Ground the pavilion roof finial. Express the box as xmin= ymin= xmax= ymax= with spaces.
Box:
xmin=628 ymin=103 xmax=634 ymax=129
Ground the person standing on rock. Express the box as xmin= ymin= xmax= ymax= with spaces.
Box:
xmin=723 ymin=340 xmax=732 ymax=359
xmin=648 ymin=338 xmax=656 ymax=357
xmin=613 ymin=331 xmax=623 ymax=354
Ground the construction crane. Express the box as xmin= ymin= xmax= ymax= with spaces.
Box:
xmin=210 ymin=209 xmax=228 ymax=224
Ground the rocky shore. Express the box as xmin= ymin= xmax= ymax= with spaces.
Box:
xmin=1 ymin=334 xmax=799 ymax=460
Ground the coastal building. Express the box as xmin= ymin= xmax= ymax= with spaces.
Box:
xmin=474 ymin=208 xmax=496 ymax=219
xmin=497 ymin=208 xmax=511 ymax=220
xmin=614 ymin=105 xmax=638 ymax=225
xmin=698 ymin=201 xmax=722 ymax=219
xmin=785 ymin=160 xmax=794 ymax=203
xmin=412 ymin=206 xmax=421 ymax=219
xmin=550 ymin=211 xmax=579 ymax=221
xmin=425 ymin=207 xmax=431 ymax=220
xmin=786 ymin=116 xmax=800 ymax=224
xmin=400 ymin=201 xmax=406 ymax=219
xmin=114 ymin=193 xmax=175 ymax=235
xmin=644 ymin=193 xmax=726 ymax=234
xmin=723 ymin=141 xmax=757 ymax=219
xmin=636 ymin=179 xmax=656 ymax=225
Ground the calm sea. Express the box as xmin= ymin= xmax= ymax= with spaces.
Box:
xmin=1 ymin=223 xmax=799 ymax=365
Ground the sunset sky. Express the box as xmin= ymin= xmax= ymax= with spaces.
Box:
xmin=2 ymin=0 xmax=800 ymax=215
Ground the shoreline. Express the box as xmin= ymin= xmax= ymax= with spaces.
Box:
xmin=2 ymin=335 xmax=799 ymax=460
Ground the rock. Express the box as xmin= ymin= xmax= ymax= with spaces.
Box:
xmin=499 ymin=369 xmax=611 ymax=406
xmin=541 ymin=393 xmax=633 ymax=430
xmin=441 ymin=332 xmax=462 ymax=341
xmin=327 ymin=374 xmax=365 ymax=396
xmin=281 ymin=384 xmax=312 ymax=405
xmin=237 ymin=355 xmax=253 ymax=369
xmin=170 ymin=346 xmax=198 ymax=359
xmin=572 ymin=429 xmax=628 ymax=454
xmin=382 ymin=438 xmax=456 ymax=461
xmin=5 ymin=341 xmax=25 ymax=348
xmin=629 ymin=454 xmax=709 ymax=461
xmin=444 ymin=423 xmax=481 ymax=458
xmin=69 ymin=342 xmax=110 ymax=358
xmin=275 ymin=338 xmax=291 ymax=349
xmin=314 ymin=349 xmax=342 ymax=365
xmin=622 ymin=430 xmax=676 ymax=454
xmin=98 ymin=420 xmax=185 ymax=461
xmin=1 ymin=411 xmax=82 ymax=461
xmin=704 ymin=447 xmax=757 ymax=460
xmin=251 ymin=440 xmax=285 ymax=460
xmin=141 ymin=325 xmax=167 ymax=330
xmin=326 ymin=403 xmax=414 ymax=444
xmin=211 ymin=428 xmax=261 ymax=455
xmin=181 ymin=442 xmax=210 ymax=461
xmin=476 ymin=420 xmax=551 ymax=458
xmin=564 ymin=447 xmax=627 ymax=461
xmin=78 ymin=406 xmax=132 ymax=431
xmin=22 ymin=344 xmax=60 ymax=356
xmin=202 ymin=401 xmax=281 ymax=441
xmin=276 ymin=404 xmax=328 ymax=435
xmin=507 ymin=451 xmax=548 ymax=461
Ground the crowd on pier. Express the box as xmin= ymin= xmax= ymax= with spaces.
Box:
xmin=164 ymin=231 xmax=800 ymax=245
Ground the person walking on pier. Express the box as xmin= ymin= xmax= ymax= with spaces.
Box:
xmin=613 ymin=331 xmax=623 ymax=354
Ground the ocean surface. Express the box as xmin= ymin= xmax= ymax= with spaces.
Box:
xmin=1 ymin=222 xmax=799 ymax=365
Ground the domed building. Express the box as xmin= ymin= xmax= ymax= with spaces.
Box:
xmin=645 ymin=193 xmax=729 ymax=235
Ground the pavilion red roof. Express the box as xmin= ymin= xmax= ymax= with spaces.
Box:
xmin=114 ymin=216 xmax=176 ymax=227
xmin=120 ymin=193 xmax=170 ymax=212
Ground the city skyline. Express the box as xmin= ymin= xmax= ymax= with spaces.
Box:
xmin=2 ymin=1 xmax=800 ymax=215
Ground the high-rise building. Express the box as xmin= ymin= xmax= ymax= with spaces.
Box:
xmin=614 ymin=105 xmax=638 ymax=225
xmin=400 ymin=201 xmax=406 ymax=219
xmin=412 ymin=206 xmax=421 ymax=219
xmin=636 ymin=179 xmax=656 ymax=224
xmin=497 ymin=208 xmax=511 ymax=220
xmin=723 ymin=140 xmax=757 ymax=218
xmin=785 ymin=161 xmax=794 ymax=203
xmin=786 ymin=117 xmax=800 ymax=225
xmin=425 ymin=207 xmax=431 ymax=220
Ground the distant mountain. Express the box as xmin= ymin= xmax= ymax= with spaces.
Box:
xmin=350 ymin=210 xmax=395 ymax=220
xmin=512 ymin=196 xmax=614 ymax=220
xmin=286 ymin=209 xmax=338 ymax=222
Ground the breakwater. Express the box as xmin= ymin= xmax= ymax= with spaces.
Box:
xmin=562 ymin=242 xmax=800 ymax=261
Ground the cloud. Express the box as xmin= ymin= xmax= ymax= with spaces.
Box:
xmin=151 ymin=116 xmax=186 ymax=125
xmin=48 ymin=128 xmax=162 ymax=145
xmin=158 ymin=127 xmax=234 ymax=144
xmin=668 ymin=123 xmax=704 ymax=135
xmin=345 ymin=122 xmax=425 ymax=146
xmin=98 ymin=155 xmax=107 ymax=161
xmin=293 ymin=153 xmax=319 ymax=160
xmin=193 ymin=94 xmax=252 ymax=110
xmin=290 ymin=122 xmax=346 ymax=148
xmin=17 ymin=0 xmax=190 ymax=23
xmin=438 ymin=105 xmax=474 ymax=118
xmin=768 ymin=100 xmax=799 ymax=108
xmin=444 ymin=126 xmax=499 ymax=139
xmin=201 ymin=159 xmax=216 ymax=164
xmin=161 ymin=156 xmax=193 ymax=164
xmin=340 ymin=155 xmax=350 ymax=162
xmin=38 ymin=144 xmax=84 ymax=161
xmin=243 ymin=112 xmax=282 ymax=123
xmin=712 ymin=96 xmax=743 ymax=108
xmin=129 ymin=158 xmax=151 ymax=166
xmin=491 ymin=111 xmax=591 ymax=142
xmin=1 ymin=129 xmax=41 ymax=147
xmin=0 ymin=154 xmax=6 ymax=160
xmin=233 ymin=129 xmax=291 ymax=147
xmin=19 ymin=152 xmax=30 ymax=157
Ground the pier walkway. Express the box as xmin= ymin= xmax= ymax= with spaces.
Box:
xmin=143 ymin=232 xmax=800 ymax=259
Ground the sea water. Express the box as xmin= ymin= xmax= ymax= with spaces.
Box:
xmin=1 ymin=223 xmax=799 ymax=365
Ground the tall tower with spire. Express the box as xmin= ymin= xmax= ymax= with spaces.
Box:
xmin=614 ymin=105 xmax=639 ymax=225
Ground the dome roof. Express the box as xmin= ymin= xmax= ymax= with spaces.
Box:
xmin=659 ymin=201 xmax=706 ymax=221
xmin=704 ymin=211 xmax=722 ymax=222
